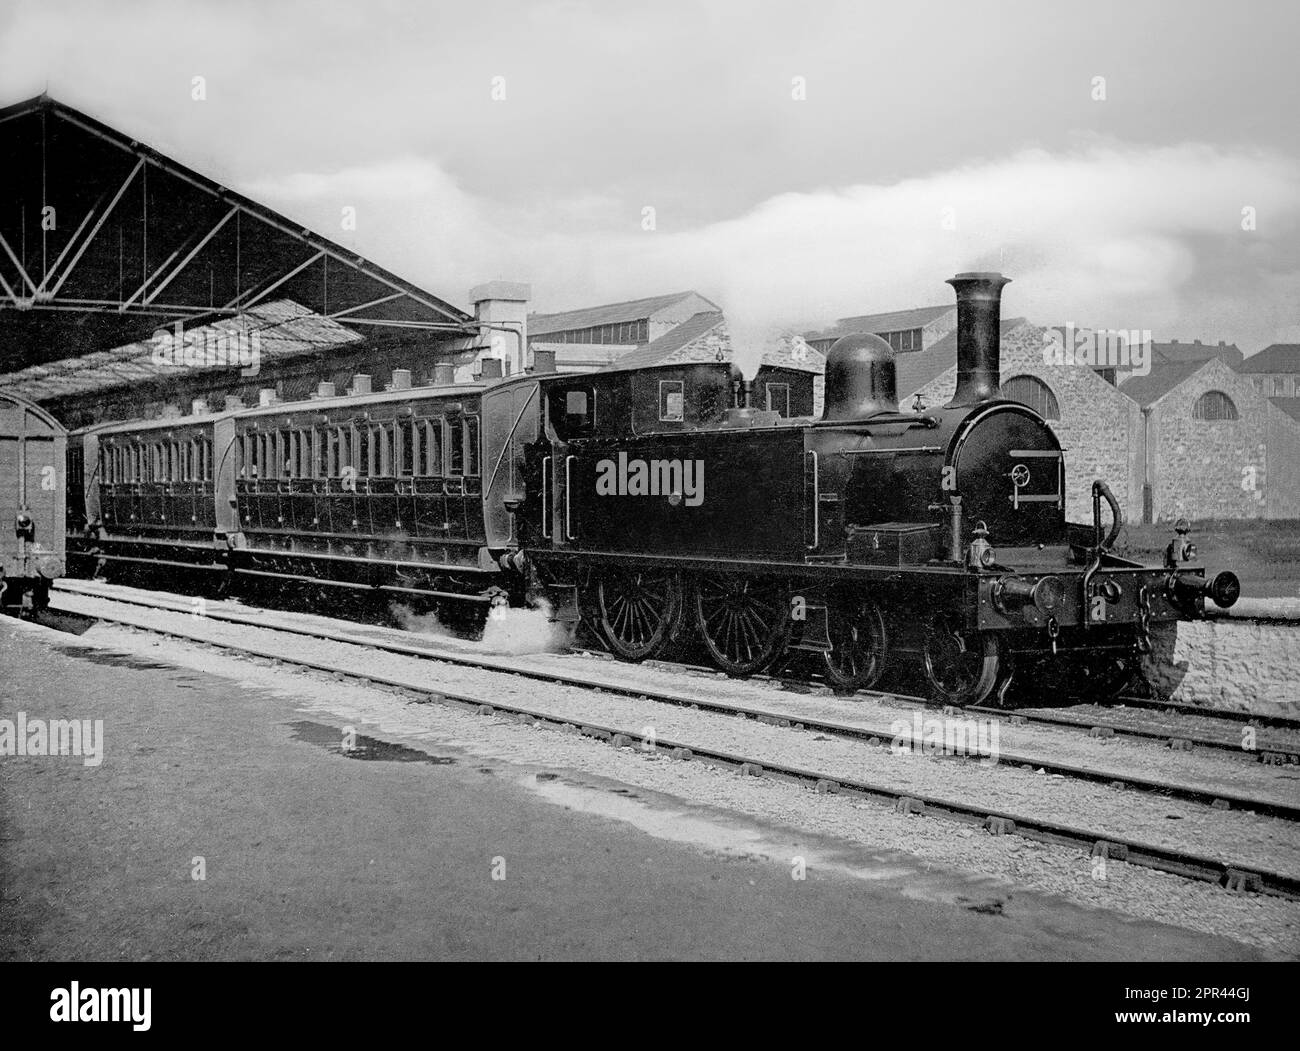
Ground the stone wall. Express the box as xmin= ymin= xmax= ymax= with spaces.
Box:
xmin=1148 ymin=359 xmax=1269 ymax=522
xmin=1143 ymin=613 xmax=1299 ymax=716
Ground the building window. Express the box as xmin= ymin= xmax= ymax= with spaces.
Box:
xmin=1193 ymin=391 xmax=1238 ymax=421
xmin=1002 ymin=375 xmax=1061 ymax=420
xmin=765 ymin=383 xmax=791 ymax=416
xmin=1272 ymin=377 xmax=1287 ymax=397
xmin=659 ymin=380 xmax=684 ymax=422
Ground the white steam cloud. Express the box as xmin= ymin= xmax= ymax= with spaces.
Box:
xmin=249 ymin=139 xmax=1300 ymax=353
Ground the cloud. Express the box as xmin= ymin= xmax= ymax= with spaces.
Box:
xmin=241 ymin=139 xmax=1300 ymax=362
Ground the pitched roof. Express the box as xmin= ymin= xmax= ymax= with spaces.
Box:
xmin=602 ymin=311 xmax=726 ymax=370
xmin=527 ymin=291 xmax=719 ymax=337
xmin=1118 ymin=359 xmax=1208 ymax=407
xmin=529 ymin=342 xmax=626 ymax=368
xmin=806 ymin=304 xmax=953 ymax=342
xmin=1270 ymin=397 xmax=1300 ymax=423
xmin=894 ymin=318 xmax=1025 ymax=397
xmin=1150 ymin=340 xmax=1244 ymax=367
xmin=1238 ymin=344 xmax=1300 ymax=373
xmin=0 ymin=299 xmax=362 ymax=402
xmin=0 ymin=94 xmax=470 ymax=383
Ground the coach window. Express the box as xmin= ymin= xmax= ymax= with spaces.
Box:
xmin=464 ymin=416 xmax=481 ymax=475
xmin=421 ymin=418 xmax=443 ymax=476
xmin=448 ymin=417 xmax=464 ymax=475
xmin=355 ymin=424 xmax=371 ymax=477
xmin=766 ymin=383 xmax=791 ymax=417
xmin=370 ymin=424 xmax=390 ymax=477
xmin=296 ymin=430 xmax=311 ymax=478
xmin=397 ymin=419 xmax=415 ymax=477
xmin=659 ymin=380 xmax=685 ymax=422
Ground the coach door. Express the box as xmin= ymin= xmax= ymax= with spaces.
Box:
xmin=482 ymin=380 xmax=540 ymax=550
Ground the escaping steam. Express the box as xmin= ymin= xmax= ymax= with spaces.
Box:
xmin=480 ymin=595 xmax=573 ymax=656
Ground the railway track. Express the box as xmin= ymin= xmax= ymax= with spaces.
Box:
xmin=34 ymin=580 xmax=1300 ymax=900
xmin=52 ymin=579 xmax=1300 ymax=766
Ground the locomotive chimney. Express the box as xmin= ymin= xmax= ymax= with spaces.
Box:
xmin=389 ymin=368 xmax=412 ymax=390
xmin=946 ymin=272 xmax=1010 ymax=408
xmin=315 ymin=381 xmax=337 ymax=399
xmin=432 ymin=362 xmax=455 ymax=385
xmin=350 ymin=374 xmax=373 ymax=395
xmin=820 ymin=333 xmax=898 ymax=421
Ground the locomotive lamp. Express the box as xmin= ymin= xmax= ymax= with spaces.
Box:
xmin=1164 ymin=518 xmax=1197 ymax=568
xmin=15 ymin=511 xmax=35 ymax=539
xmin=967 ymin=521 xmax=997 ymax=569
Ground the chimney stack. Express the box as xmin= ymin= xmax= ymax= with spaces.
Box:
xmin=433 ymin=362 xmax=455 ymax=385
xmin=532 ymin=348 xmax=557 ymax=374
xmin=480 ymin=358 xmax=503 ymax=380
xmin=389 ymin=368 xmax=412 ymax=390
xmin=945 ymin=272 xmax=1010 ymax=408
xmin=350 ymin=374 xmax=372 ymax=395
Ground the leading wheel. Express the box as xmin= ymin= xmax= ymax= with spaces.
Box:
xmin=821 ymin=594 xmax=887 ymax=691
xmin=921 ymin=614 xmax=1000 ymax=706
xmin=695 ymin=573 xmax=791 ymax=676
xmin=596 ymin=568 xmax=685 ymax=662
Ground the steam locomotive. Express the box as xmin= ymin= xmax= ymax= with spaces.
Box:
xmin=65 ymin=272 xmax=1240 ymax=705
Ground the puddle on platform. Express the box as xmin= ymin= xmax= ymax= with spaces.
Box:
xmin=289 ymin=720 xmax=456 ymax=765
xmin=52 ymin=644 xmax=178 ymax=672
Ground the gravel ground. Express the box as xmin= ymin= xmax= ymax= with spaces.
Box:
xmin=57 ymin=581 xmax=1300 ymax=809
xmin=1020 ymin=702 xmax=1300 ymax=756
xmin=48 ymin=590 xmax=1300 ymax=892
xmin=31 ymin=617 xmax=1300 ymax=957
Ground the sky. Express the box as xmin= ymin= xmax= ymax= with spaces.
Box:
xmin=2 ymin=0 xmax=1298 ymax=353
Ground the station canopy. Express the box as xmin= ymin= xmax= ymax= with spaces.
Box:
xmin=0 ymin=95 xmax=473 ymax=400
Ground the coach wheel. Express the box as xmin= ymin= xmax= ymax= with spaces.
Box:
xmin=921 ymin=614 xmax=1000 ymax=707
xmin=596 ymin=568 xmax=686 ymax=662
xmin=695 ymin=573 xmax=791 ymax=677
xmin=822 ymin=595 xmax=887 ymax=691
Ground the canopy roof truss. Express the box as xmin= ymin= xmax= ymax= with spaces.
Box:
xmin=0 ymin=95 xmax=473 ymax=377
